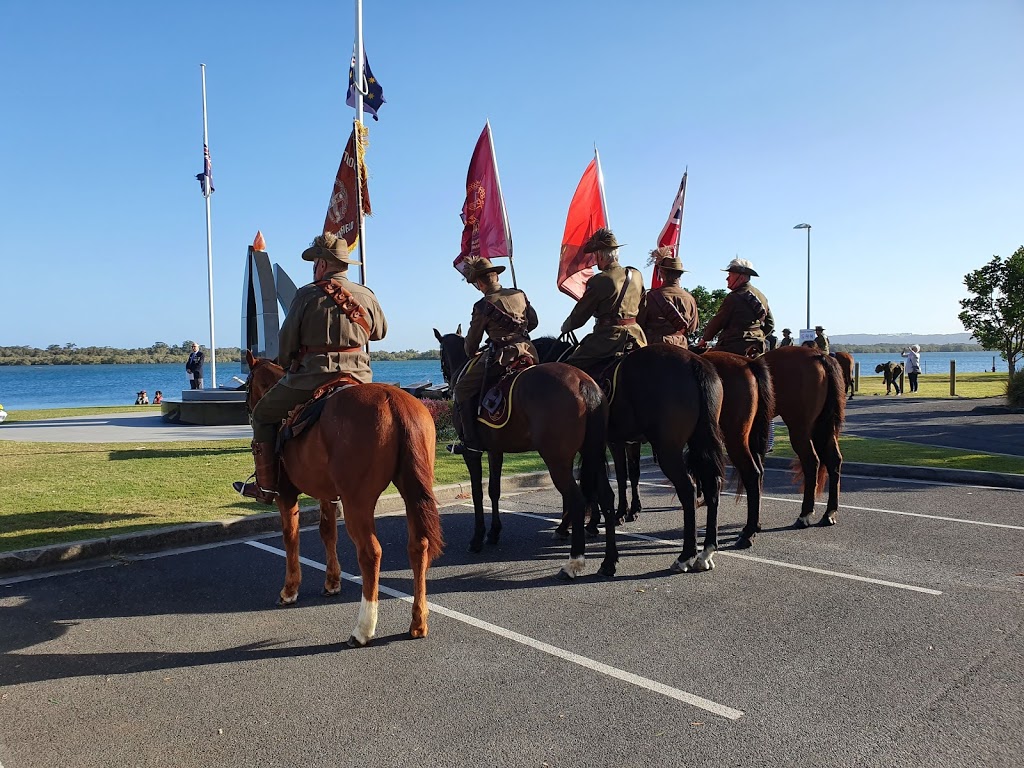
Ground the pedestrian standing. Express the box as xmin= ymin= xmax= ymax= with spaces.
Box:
xmin=185 ymin=342 xmax=205 ymax=389
xmin=901 ymin=344 xmax=921 ymax=393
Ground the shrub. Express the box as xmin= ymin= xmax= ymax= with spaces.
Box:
xmin=419 ymin=398 xmax=456 ymax=441
xmin=1007 ymin=371 xmax=1024 ymax=409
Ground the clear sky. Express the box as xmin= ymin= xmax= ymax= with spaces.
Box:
xmin=1 ymin=1 xmax=1021 ymax=352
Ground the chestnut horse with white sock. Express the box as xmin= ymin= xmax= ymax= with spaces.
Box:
xmin=244 ymin=351 xmax=444 ymax=647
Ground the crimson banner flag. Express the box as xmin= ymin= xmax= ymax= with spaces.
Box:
xmin=454 ymin=121 xmax=512 ymax=278
xmin=651 ymin=171 xmax=687 ymax=289
xmin=323 ymin=123 xmax=372 ymax=249
xmin=557 ymin=158 xmax=606 ymax=299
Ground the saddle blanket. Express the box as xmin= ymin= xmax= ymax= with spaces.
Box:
xmin=476 ymin=356 xmax=534 ymax=429
xmin=277 ymin=373 xmax=361 ymax=450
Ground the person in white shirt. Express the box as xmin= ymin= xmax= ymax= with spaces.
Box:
xmin=901 ymin=344 xmax=922 ymax=392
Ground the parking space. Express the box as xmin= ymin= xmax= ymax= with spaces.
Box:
xmin=2 ymin=467 xmax=1022 ymax=768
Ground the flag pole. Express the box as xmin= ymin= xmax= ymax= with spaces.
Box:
xmin=594 ymin=145 xmax=609 ymax=229
xmin=353 ymin=0 xmax=367 ymax=289
xmin=200 ymin=63 xmax=217 ymax=389
xmin=486 ymin=119 xmax=517 ymax=288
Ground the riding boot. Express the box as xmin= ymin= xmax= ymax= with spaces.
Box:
xmin=448 ymin=399 xmax=484 ymax=455
xmin=232 ymin=440 xmax=279 ymax=504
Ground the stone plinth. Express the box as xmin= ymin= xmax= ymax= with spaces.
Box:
xmin=161 ymin=389 xmax=249 ymax=426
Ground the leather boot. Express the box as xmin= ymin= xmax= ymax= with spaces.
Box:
xmin=448 ymin=399 xmax=483 ymax=455
xmin=232 ymin=440 xmax=279 ymax=504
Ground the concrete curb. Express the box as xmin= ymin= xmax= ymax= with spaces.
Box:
xmin=0 ymin=470 xmax=556 ymax=576
xmin=3 ymin=458 xmax=1021 ymax=576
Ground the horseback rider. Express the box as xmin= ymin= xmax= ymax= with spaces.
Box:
xmin=637 ymin=246 xmax=698 ymax=347
xmin=814 ymin=325 xmax=830 ymax=354
xmin=449 ymin=256 xmax=539 ymax=455
xmin=233 ymin=232 xmax=387 ymax=503
xmin=560 ymin=228 xmax=647 ymax=372
xmin=780 ymin=328 xmax=794 ymax=347
xmin=696 ymin=257 xmax=774 ymax=357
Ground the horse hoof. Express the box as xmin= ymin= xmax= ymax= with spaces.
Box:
xmin=486 ymin=534 xmax=501 ymax=546
xmin=556 ymin=567 xmax=574 ymax=581
xmin=794 ymin=515 xmax=812 ymax=529
xmin=734 ymin=535 xmax=753 ymax=550
xmin=468 ymin=541 xmax=483 ymax=553
xmin=346 ymin=634 xmax=369 ymax=649
xmin=696 ymin=551 xmax=716 ymax=571
xmin=322 ymin=586 xmax=341 ymax=598
xmin=276 ymin=594 xmax=298 ymax=607
xmin=553 ymin=527 xmax=570 ymax=540
xmin=409 ymin=626 xmax=428 ymax=639
xmin=818 ymin=513 xmax=837 ymax=527
xmin=598 ymin=561 xmax=617 ymax=578
xmin=585 ymin=525 xmax=600 ymax=538
xmin=670 ymin=555 xmax=697 ymax=574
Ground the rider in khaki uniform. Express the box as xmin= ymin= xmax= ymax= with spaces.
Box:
xmin=697 ymin=257 xmax=774 ymax=357
xmin=814 ymin=325 xmax=830 ymax=354
xmin=561 ymin=228 xmax=647 ymax=372
xmin=450 ymin=256 xmax=539 ymax=454
xmin=780 ymin=328 xmax=794 ymax=347
xmin=233 ymin=232 xmax=387 ymax=502
xmin=637 ymin=247 xmax=699 ymax=347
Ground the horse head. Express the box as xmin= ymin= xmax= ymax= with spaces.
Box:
xmin=533 ymin=335 xmax=574 ymax=363
xmin=433 ymin=325 xmax=466 ymax=385
xmin=244 ymin=349 xmax=285 ymax=410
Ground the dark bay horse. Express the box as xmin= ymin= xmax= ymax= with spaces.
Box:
xmin=762 ymin=346 xmax=845 ymax=527
xmin=535 ymin=338 xmax=727 ymax=573
xmin=835 ymin=351 xmax=855 ymax=399
xmin=434 ymin=329 xmax=618 ymax=578
xmin=245 ymin=351 xmax=444 ymax=647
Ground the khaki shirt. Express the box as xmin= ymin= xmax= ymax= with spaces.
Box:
xmin=561 ymin=263 xmax=647 ymax=351
xmin=702 ymin=283 xmax=774 ymax=348
xmin=637 ymin=284 xmax=699 ymax=346
xmin=815 ymin=333 xmax=830 ymax=354
xmin=780 ymin=336 xmax=794 ymax=347
xmin=279 ymin=270 xmax=387 ymax=388
xmin=464 ymin=286 xmax=539 ymax=367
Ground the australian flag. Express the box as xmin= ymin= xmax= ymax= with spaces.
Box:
xmin=346 ymin=52 xmax=386 ymax=121
xmin=196 ymin=143 xmax=214 ymax=197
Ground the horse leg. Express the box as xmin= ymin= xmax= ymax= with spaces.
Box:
xmin=464 ymin=450 xmax=486 ymax=553
xmin=406 ymin=517 xmax=430 ymax=639
xmin=275 ymin=493 xmax=303 ymax=606
xmin=816 ymin=435 xmax=843 ymax=527
xmin=697 ymin=457 xmax=722 ymax=570
xmin=790 ymin=429 xmax=821 ymax=528
xmin=343 ymin=508 xmax=383 ymax=648
xmin=626 ymin=441 xmax=642 ymax=522
xmin=733 ymin=449 xmax=763 ymax=550
xmin=486 ymin=451 xmax=503 ymax=545
xmin=319 ymin=499 xmax=342 ymax=596
xmin=548 ymin=460 xmax=587 ymax=580
xmin=611 ymin=440 xmax=629 ymax=524
xmin=658 ymin=446 xmax=702 ymax=573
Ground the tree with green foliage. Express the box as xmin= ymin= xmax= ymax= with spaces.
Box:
xmin=688 ymin=285 xmax=728 ymax=346
xmin=958 ymin=246 xmax=1024 ymax=376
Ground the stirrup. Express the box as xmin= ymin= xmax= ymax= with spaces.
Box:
xmin=447 ymin=441 xmax=482 ymax=455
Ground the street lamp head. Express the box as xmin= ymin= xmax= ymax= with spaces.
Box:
xmin=793 ymin=223 xmax=811 ymax=229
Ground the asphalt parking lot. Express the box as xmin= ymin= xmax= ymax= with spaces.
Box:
xmin=2 ymin=465 xmax=1022 ymax=768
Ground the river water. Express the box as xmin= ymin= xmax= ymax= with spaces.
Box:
xmin=0 ymin=352 xmax=1003 ymax=411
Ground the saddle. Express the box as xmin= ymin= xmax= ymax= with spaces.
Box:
xmin=276 ymin=373 xmax=362 ymax=451
xmin=476 ymin=355 xmax=535 ymax=428
xmin=582 ymin=356 xmax=626 ymax=405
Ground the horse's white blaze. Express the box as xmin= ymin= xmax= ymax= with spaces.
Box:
xmin=352 ymin=597 xmax=378 ymax=644
xmin=561 ymin=555 xmax=586 ymax=579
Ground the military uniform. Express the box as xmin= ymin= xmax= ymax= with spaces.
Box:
xmin=453 ymin=286 xmax=539 ymax=406
xmin=814 ymin=328 xmax=830 ymax=354
xmin=780 ymin=332 xmax=794 ymax=347
xmin=703 ymin=283 xmax=775 ymax=357
xmin=251 ymin=271 xmax=385 ymax=443
xmin=562 ymin=263 xmax=647 ymax=370
xmin=638 ymin=284 xmax=698 ymax=347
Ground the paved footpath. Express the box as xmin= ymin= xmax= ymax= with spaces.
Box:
xmin=0 ymin=411 xmax=250 ymax=443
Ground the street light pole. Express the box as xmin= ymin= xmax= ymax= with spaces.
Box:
xmin=794 ymin=223 xmax=812 ymax=329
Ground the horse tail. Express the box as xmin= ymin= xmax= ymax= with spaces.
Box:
xmin=747 ymin=355 xmax=775 ymax=458
xmin=811 ymin=353 xmax=846 ymax=494
xmin=687 ymin=356 xmax=727 ymax=487
xmin=577 ymin=377 xmax=613 ymax=512
xmin=393 ymin=393 xmax=445 ymax=561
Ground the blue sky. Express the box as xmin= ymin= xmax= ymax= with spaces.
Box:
xmin=1 ymin=1 xmax=1021 ymax=352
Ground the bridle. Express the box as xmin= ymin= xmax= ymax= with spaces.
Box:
xmin=244 ymin=357 xmax=280 ymax=415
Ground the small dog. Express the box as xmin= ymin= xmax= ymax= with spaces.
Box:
xmin=135 ymin=391 xmax=150 ymax=405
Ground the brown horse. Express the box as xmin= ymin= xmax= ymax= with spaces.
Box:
xmin=535 ymin=338 xmax=727 ymax=573
xmin=245 ymin=351 xmax=444 ymax=647
xmin=434 ymin=330 xmax=618 ymax=578
xmin=835 ymin=351 xmax=855 ymax=399
xmin=762 ymin=345 xmax=845 ymax=527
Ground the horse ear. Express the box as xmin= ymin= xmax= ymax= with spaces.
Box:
xmin=246 ymin=349 xmax=256 ymax=367
xmin=433 ymin=328 xmax=443 ymax=343
xmin=456 ymin=323 xmax=463 ymax=336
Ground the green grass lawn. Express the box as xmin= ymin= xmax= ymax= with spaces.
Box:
xmin=3 ymin=405 xmax=163 ymax=422
xmin=851 ymin=371 xmax=1008 ymax=398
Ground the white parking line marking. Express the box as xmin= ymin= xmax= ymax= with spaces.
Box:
xmin=639 ymin=480 xmax=1024 ymax=532
xmin=245 ymin=540 xmax=744 ymax=720
xmin=477 ymin=506 xmax=943 ymax=596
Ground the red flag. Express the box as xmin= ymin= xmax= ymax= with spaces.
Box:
xmin=557 ymin=157 xmax=607 ymax=299
xmin=323 ymin=123 xmax=372 ymax=249
xmin=651 ymin=171 xmax=687 ymax=289
xmin=454 ymin=121 xmax=512 ymax=278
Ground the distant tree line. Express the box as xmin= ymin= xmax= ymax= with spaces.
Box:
xmin=0 ymin=342 xmax=440 ymax=365
xmin=831 ymin=343 xmax=987 ymax=353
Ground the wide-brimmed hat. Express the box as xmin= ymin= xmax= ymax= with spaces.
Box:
xmin=301 ymin=232 xmax=361 ymax=266
xmin=815 ymin=325 xmax=825 ymax=332
xmin=722 ymin=257 xmax=759 ymax=277
xmin=461 ymin=255 xmax=505 ymax=283
xmin=583 ymin=228 xmax=625 ymax=254
xmin=782 ymin=328 xmax=792 ymax=334
xmin=648 ymin=246 xmax=686 ymax=273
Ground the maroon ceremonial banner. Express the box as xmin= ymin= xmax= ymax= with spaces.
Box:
xmin=557 ymin=157 xmax=606 ymax=299
xmin=323 ymin=123 xmax=371 ymax=249
xmin=454 ymin=121 xmax=512 ymax=278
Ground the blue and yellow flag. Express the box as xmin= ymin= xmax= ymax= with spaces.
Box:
xmin=346 ymin=53 xmax=385 ymax=121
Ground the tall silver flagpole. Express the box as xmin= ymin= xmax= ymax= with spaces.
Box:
xmin=200 ymin=63 xmax=217 ymax=388
xmin=353 ymin=0 xmax=367 ymax=288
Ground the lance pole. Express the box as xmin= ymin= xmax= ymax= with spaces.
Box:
xmin=200 ymin=63 xmax=217 ymax=388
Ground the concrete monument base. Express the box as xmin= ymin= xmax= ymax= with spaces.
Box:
xmin=161 ymin=389 xmax=249 ymax=426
